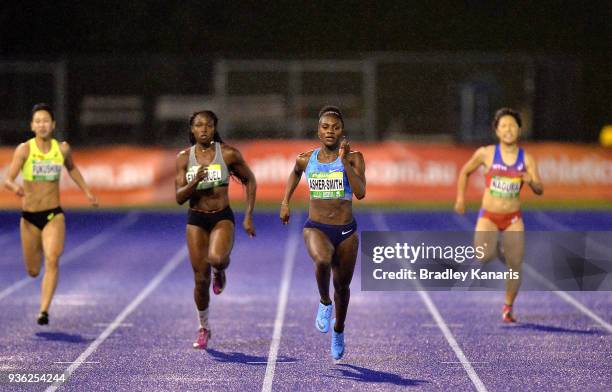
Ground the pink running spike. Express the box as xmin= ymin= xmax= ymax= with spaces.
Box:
xmin=193 ymin=328 xmax=211 ymax=349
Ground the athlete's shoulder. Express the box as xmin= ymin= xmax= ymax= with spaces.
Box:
xmin=14 ymin=141 xmax=30 ymax=158
xmin=176 ymin=147 xmax=191 ymax=161
xmin=522 ymin=150 xmax=536 ymax=164
xmin=293 ymin=150 xmax=315 ymax=170
xmin=58 ymin=140 xmax=71 ymax=154
xmin=297 ymin=149 xmax=315 ymax=161
xmin=478 ymin=145 xmax=496 ymax=157
xmin=220 ymin=142 xmax=245 ymax=163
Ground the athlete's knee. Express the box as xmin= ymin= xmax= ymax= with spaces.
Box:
xmin=27 ymin=267 xmax=40 ymax=277
xmin=207 ymin=253 xmax=230 ymax=269
xmin=333 ymin=281 xmax=350 ymax=297
xmin=44 ymin=256 xmax=60 ymax=271
xmin=476 ymin=245 xmax=497 ymax=263
xmin=311 ymin=252 xmax=332 ymax=267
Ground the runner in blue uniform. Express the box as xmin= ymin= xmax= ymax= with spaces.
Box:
xmin=280 ymin=106 xmax=366 ymax=360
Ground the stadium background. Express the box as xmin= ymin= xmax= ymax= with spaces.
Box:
xmin=1 ymin=2 xmax=611 ymax=208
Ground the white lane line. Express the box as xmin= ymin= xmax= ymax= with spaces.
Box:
xmin=372 ymin=212 xmax=488 ymax=392
xmin=45 ymin=245 xmax=188 ymax=392
xmin=522 ymin=264 xmax=612 ymax=333
xmin=0 ymin=213 xmax=140 ymax=302
xmin=526 ymin=212 xmax=612 ymax=333
xmin=262 ymin=213 xmax=301 ymax=392
xmin=53 ymin=361 xmax=99 ymax=364
xmin=93 ymin=323 xmax=133 ymax=328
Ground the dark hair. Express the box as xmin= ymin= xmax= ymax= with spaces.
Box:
xmin=492 ymin=107 xmax=522 ymax=130
xmin=31 ymin=103 xmax=54 ymax=121
xmin=188 ymin=110 xmax=223 ymax=145
xmin=318 ymin=105 xmax=344 ymax=126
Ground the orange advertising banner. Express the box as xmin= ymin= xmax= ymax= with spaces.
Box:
xmin=1 ymin=141 xmax=610 ymax=208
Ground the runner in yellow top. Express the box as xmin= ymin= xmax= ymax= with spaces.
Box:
xmin=3 ymin=103 xmax=98 ymax=325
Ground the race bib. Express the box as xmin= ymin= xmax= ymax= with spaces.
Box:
xmin=32 ymin=160 xmax=62 ymax=181
xmin=308 ymin=171 xmax=345 ymax=199
xmin=186 ymin=164 xmax=223 ymax=190
xmin=489 ymin=176 xmax=521 ymax=198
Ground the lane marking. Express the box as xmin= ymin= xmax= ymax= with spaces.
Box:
xmin=0 ymin=213 xmax=140 ymax=302
xmin=455 ymin=212 xmax=612 ymax=333
xmin=45 ymin=245 xmax=188 ymax=391
xmin=93 ymin=323 xmax=133 ymax=328
xmin=262 ymin=213 xmax=301 ymax=392
xmin=372 ymin=212 xmax=488 ymax=392
xmin=522 ymin=264 xmax=612 ymax=334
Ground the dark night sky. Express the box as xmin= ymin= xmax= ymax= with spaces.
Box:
xmin=2 ymin=1 xmax=611 ymax=56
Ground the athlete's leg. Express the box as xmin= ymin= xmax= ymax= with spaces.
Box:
xmin=303 ymin=228 xmax=334 ymax=305
xmin=20 ymin=218 xmax=43 ymax=277
xmin=474 ymin=217 xmax=500 ymax=264
xmin=40 ymin=214 xmax=65 ymax=313
xmin=331 ymin=232 xmax=358 ymax=333
xmin=208 ymin=220 xmax=234 ymax=271
xmin=186 ymin=225 xmax=211 ymax=311
xmin=187 ymin=224 xmax=213 ymax=348
xmin=501 ymin=219 xmax=525 ymax=307
xmin=208 ymin=220 xmax=234 ymax=295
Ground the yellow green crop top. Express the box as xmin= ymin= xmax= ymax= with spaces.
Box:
xmin=22 ymin=138 xmax=64 ymax=182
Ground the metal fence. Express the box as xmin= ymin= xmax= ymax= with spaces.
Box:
xmin=0 ymin=53 xmax=599 ymax=146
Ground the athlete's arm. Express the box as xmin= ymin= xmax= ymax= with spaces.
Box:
xmin=61 ymin=142 xmax=98 ymax=207
xmin=280 ymin=153 xmax=309 ymax=224
xmin=454 ymin=146 xmax=487 ymax=214
xmin=523 ymin=152 xmax=544 ymax=195
xmin=175 ymin=150 xmax=207 ymax=205
xmin=226 ymin=146 xmax=257 ymax=237
xmin=3 ymin=142 xmax=28 ymax=197
xmin=339 ymin=139 xmax=366 ymax=200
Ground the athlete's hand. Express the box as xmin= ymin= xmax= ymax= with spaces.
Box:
xmin=280 ymin=203 xmax=290 ymax=225
xmin=339 ymin=137 xmax=350 ymax=161
xmin=521 ymin=172 xmax=533 ymax=185
xmin=243 ymin=214 xmax=256 ymax=238
xmin=194 ymin=165 xmax=208 ymax=183
xmin=86 ymin=191 xmax=99 ymax=207
xmin=13 ymin=185 xmax=24 ymax=197
xmin=454 ymin=198 xmax=465 ymax=215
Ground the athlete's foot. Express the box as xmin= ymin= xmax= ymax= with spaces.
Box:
xmin=331 ymin=320 xmax=345 ymax=360
xmin=37 ymin=311 xmax=49 ymax=325
xmin=502 ymin=304 xmax=516 ymax=323
xmin=193 ymin=327 xmax=211 ymax=349
xmin=212 ymin=270 xmax=226 ymax=295
xmin=315 ymin=302 xmax=333 ymax=333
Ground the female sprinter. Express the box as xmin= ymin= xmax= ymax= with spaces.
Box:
xmin=454 ymin=107 xmax=543 ymax=323
xmin=280 ymin=106 xmax=366 ymax=360
xmin=3 ymin=103 xmax=98 ymax=325
xmin=175 ymin=110 xmax=256 ymax=349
